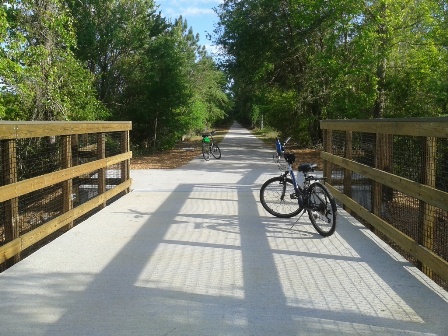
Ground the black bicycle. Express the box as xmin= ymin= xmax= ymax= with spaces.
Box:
xmin=201 ymin=130 xmax=221 ymax=161
xmin=259 ymin=137 xmax=337 ymax=237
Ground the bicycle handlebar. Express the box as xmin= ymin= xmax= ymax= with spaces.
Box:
xmin=276 ymin=136 xmax=292 ymax=155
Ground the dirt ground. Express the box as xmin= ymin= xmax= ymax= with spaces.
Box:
xmin=130 ymin=128 xmax=323 ymax=170
xmin=131 ymin=141 xmax=204 ymax=169
xmin=130 ymin=128 xmax=225 ymax=169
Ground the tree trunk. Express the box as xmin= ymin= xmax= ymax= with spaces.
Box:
xmin=373 ymin=3 xmax=388 ymax=119
xmin=153 ymin=116 xmax=158 ymax=150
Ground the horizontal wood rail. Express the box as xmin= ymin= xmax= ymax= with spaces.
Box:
xmin=0 ymin=121 xmax=132 ymax=269
xmin=321 ymin=152 xmax=448 ymax=212
xmin=0 ymin=152 xmax=131 ymax=202
xmin=320 ymin=117 xmax=448 ymax=286
xmin=0 ymin=121 xmax=132 ymax=139
xmin=320 ymin=117 xmax=448 ymax=137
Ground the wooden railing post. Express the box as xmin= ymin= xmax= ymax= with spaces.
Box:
xmin=374 ymin=134 xmax=393 ymax=222
xmin=97 ymin=133 xmax=106 ymax=209
xmin=62 ymin=135 xmax=74 ymax=229
xmin=1 ymin=139 xmax=20 ymax=264
xmin=343 ymin=131 xmax=353 ymax=213
xmin=420 ymin=137 xmax=436 ymax=277
xmin=121 ymin=130 xmax=130 ymax=194
xmin=323 ymin=129 xmax=332 ymax=184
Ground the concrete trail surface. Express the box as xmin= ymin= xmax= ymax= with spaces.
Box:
xmin=0 ymin=122 xmax=447 ymax=336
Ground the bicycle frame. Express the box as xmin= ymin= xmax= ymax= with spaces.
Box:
xmin=274 ymin=139 xmax=302 ymax=206
xmin=275 ymin=138 xmax=324 ymax=209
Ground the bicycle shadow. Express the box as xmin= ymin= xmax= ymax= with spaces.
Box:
xmin=1 ymin=121 xmax=447 ymax=336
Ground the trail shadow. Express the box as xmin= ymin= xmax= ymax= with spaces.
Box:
xmin=0 ymin=122 xmax=447 ymax=336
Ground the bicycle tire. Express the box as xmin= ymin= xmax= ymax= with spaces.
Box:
xmin=211 ymin=143 xmax=221 ymax=159
xmin=260 ymin=176 xmax=303 ymax=218
xmin=306 ymin=182 xmax=337 ymax=237
xmin=202 ymin=142 xmax=210 ymax=161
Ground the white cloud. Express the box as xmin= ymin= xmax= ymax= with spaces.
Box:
xmin=182 ymin=7 xmax=215 ymax=16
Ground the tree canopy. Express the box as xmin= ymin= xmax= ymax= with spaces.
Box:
xmin=215 ymin=0 xmax=448 ymax=145
xmin=1 ymin=0 xmax=447 ymax=149
xmin=1 ymin=0 xmax=108 ymax=121
xmin=0 ymin=0 xmax=230 ymax=150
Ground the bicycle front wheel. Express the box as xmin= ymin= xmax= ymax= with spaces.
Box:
xmin=202 ymin=142 xmax=210 ymax=161
xmin=211 ymin=143 xmax=221 ymax=159
xmin=306 ymin=182 xmax=337 ymax=237
xmin=260 ymin=176 xmax=302 ymax=218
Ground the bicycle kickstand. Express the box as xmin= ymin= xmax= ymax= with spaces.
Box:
xmin=290 ymin=209 xmax=306 ymax=230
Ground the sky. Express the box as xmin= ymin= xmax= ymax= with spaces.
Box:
xmin=155 ymin=0 xmax=223 ymax=55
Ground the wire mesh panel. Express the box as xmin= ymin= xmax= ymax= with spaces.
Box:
xmin=392 ymin=136 xmax=424 ymax=183
xmin=18 ymin=183 xmax=64 ymax=235
xmin=105 ymin=132 xmax=124 ymax=157
xmin=106 ymin=163 xmax=122 ymax=189
xmin=329 ymin=131 xmax=345 ymax=193
xmin=16 ymin=137 xmax=63 ymax=181
xmin=436 ymin=138 xmax=448 ymax=192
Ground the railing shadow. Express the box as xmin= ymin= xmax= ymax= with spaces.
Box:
xmin=0 ymin=122 xmax=447 ymax=335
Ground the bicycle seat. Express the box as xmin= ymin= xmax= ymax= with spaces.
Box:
xmin=298 ymin=163 xmax=317 ymax=173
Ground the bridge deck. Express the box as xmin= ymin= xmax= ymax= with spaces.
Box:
xmin=0 ymin=123 xmax=447 ymax=336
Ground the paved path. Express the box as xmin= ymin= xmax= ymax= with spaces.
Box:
xmin=0 ymin=122 xmax=447 ymax=336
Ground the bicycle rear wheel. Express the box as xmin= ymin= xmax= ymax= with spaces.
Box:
xmin=202 ymin=142 xmax=210 ymax=161
xmin=259 ymin=176 xmax=302 ymax=218
xmin=211 ymin=143 xmax=221 ymax=159
xmin=306 ymin=182 xmax=337 ymax=237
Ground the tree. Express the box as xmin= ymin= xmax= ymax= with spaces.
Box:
xmin=215 ymin=0 xmax=448 ymax=145
xmin=69 ymin=1 xmax=230 ymax=150
xmin=66 ymin=0 xmax=167 ymax=108
xmin=1 ymin=0 xmax=107 ymax=121
xmin=122 ymin=20 xmax=195 ymax=150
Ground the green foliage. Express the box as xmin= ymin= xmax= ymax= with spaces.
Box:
xmin=215 ymin=0 xmax=448 ymax=144
xmin=1 ymin=0 xmax=108 ymax=121
xmin=67 ymin=1 xmax=230 ymax=150
xmin=0 ymin=0 xmax=229 ymax=152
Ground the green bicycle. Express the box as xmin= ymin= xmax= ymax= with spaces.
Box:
xmin=201 ymin=131 xmax=221 ymax=161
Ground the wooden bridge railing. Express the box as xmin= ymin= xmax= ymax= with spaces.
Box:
xmin=0 ymin=121 xmax=132 ymax=269
xmin=320 ymin=117 xmax=448 ymax=287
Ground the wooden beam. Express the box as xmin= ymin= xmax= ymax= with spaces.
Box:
xmin=320 ymin=117 xmax=448 ymax=137
xmin=0 ymin=121 xmax=132 ymax=139
xmin=97 ymin=133 xmax=106 ymax=209
xmin=62 ymin=135 xmax=74 ymax=229
xmin=0 ymin=152 xmax=132 ymax=202
xmin=321 ymin=151 xmax=448 ymax=212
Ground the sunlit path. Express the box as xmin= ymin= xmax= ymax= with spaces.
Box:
xmin=0 ymin=122 xmax=447 ymax=336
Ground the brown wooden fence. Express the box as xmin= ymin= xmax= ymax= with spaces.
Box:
xmin=320 ymin=117 xmax=448 ymax=288
xmin=0 ymin=121 xmax=132 ymax=270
